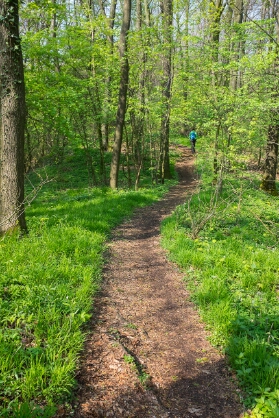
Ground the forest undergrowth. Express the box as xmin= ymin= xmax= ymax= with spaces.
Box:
xmin=0 ymin=147 xmax=177 ymax=417
xmin=161 ymin=139 xmax=279 ymax=418
xmin=1 ymin=138 xmax=279 ymax=417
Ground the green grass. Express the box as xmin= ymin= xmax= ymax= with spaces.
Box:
xmin=161 ymin=139 xmax=279 ymax=417
xmin=0 ymin=146 xmax=176 ymax=417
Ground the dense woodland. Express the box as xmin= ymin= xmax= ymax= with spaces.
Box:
xmin=1 ymin=0 xmax=279 ymax=234
xmin=0 ymin=0 xmax=279 ymax=416
xmin=20 ymin=0 xmax=279 ymax=192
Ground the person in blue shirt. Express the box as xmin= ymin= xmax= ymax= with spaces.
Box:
xmin=189 ymin=129 xmax=197 ymax=153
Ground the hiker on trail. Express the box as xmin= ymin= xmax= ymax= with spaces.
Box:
xmin=189 ymin=129 xmax=197 ymax=154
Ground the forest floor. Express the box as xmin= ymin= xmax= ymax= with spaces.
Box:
xmin=67 ymin=146 xmax=245 ymax=418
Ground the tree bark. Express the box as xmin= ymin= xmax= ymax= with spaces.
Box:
xmin=0 ymin=0 xmax=28 ymax=234
xmin=210 ymin=0 xmax=224 ymax=61
xmin=261 ymin=3 xmax=279 ymax=193
xmin=209 ymin=0 xmax=224 ymax=176
xmin=230 ymin=0 xmax=244 ymax=91
xmin=261 ymin=125 xmax=279 ymax=194
xmin=99 ymin=0 xmax=117 ymax=151
xmin=110 ymin=0 xmax=131 ymax=189
xmin=180 ymin=0 xmax=190 ymax=135
xmin=133 ymin=0 xmax=145 ymax=190
xmin=159 ymin=0 xmax=173 ymax=182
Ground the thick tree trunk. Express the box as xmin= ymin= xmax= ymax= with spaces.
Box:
xmin=0 ymin=0 xmax=28 ymax=234
xmin=261 ymin=125 xmax=279 ymax=194
xmin=110 ymin=0 xmax=131 ymax=189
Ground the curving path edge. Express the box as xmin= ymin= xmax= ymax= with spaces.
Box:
xmin=68 ymin=146 xmax=243 ymax=418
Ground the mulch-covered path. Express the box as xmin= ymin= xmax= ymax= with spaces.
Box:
xmin=66 ymin=146 xmax=244 ymax=418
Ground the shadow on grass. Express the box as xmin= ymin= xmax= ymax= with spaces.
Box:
xmin=0 ymin=164 xmax=171 ymax=416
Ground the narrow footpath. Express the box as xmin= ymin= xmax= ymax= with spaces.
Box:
xmin=71 ymin=146 xmax=244 ymax=418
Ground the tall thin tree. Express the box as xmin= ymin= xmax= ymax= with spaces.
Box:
xmin=110 ymin=0 xmax=132 ymax=189
xmin=159 ymin=0 xmax=173 ymax=182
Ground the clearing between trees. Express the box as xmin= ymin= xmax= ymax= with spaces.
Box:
xmin=68 ymin=146 xmax=244 ymax=418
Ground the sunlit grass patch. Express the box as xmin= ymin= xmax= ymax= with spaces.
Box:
xmin=0 ymin=148 xmax=176 ymax=416
xmin=161 ymin=175 xmax=279 ymax=415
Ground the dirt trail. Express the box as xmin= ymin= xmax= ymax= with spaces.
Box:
xmin=70 ymin=146 xmax=243 ymax=418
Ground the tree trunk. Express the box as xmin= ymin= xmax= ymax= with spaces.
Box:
xmin=0 ymin=0 xmax=28 ymax=234
xmin=160 ymin=0 xmax=173 ymax=182
xmin=261 ymin=125 xmax=279 ymax=194
xmin=110 ymin=0 xmax=131 ymax=189
xmin=261 ymin=4 xmax=279 ymax=194
xmin=210 ymin=0 xmax=224 ymax=174
xmin=210 ymin=0 xmax=224 ymax=61
xmin=230 ymin=0 xmax=244 ymax=91
xmin=132 ymin=0 xmax=146 ymax=190
xmin=180 ymin=0 xmax=190 ymax=135
xmin=99 ymin=0 xmax=117 ymax=151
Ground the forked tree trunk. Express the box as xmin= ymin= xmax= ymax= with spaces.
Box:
xmin=110 ymin=0 xmax=131 ymax=189
xmin=0 ymin=0 xmax=28 ymax=234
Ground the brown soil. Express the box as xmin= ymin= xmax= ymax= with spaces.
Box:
xmin=66 ymin=146 xmax=244 ymax=418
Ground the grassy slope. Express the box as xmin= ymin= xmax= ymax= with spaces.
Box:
xmin=161 ymin=139 xmax=279 ymax=417
xmin=0 ymin=148 xmax=177 ymax=417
